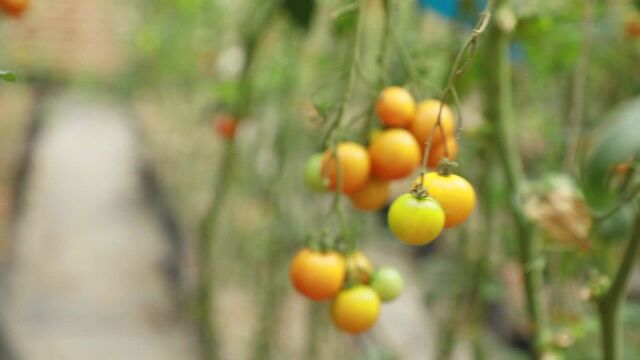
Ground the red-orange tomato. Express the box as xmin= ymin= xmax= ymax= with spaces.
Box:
xmin=0 ymin=0 xmax=28 ymax=17
xmin=322 ymin=142 xmax=371 ymax=194
xmin=349 ymin=178 xmax=390 ymax=211
xmin=376 ymin=86 xmax=416 ymax=127
xmin=214 ymin=116 xmax=238 ymax=139
xmin=290 ymin=249 xmax=346 ymax=301
xmin=415 ymin=172 xmax=476 ymax=228
xmin=369 ymin=129 xmax=421 ymax=180
xmin=409 ymin=100 xmax=455 ymax=147
xmin=625 ymin=20 xmax=640 ymax=38
xmin=427 ymin=136 xmax=458 ymax=168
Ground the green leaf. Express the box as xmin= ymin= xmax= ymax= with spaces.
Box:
xmin=282 ymin=0 xmax=315 ymax=29
xmin=0 ymin=70 xmax=16 ymax=82
xmin=582 ymin=98 xmax=640 ymax=212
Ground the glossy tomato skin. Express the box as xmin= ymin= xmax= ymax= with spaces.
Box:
xmin=0 ymin=0 xmax=28 ymax=17
xmin=376 ymin=86 xmax=416 ymax=127
xmin=388 ymin=193 xmax=445 ymax=245
xmin=370 ymin=266 xmax=404 ymax=302
xmin=304 ymin=153 xmax=327 ymax=191
xmin=331 ymin=285 xmax=381 ymax=334
xmin=409 ymin=100 xmax=455 ymax=147
xmin=290 ymin=249 xmax=346 ymax=301
xmin=416 ymin=172 xmax=476 ymax=228
xmin=345 ymin=251 xmax=373 ymax=284
xmin=214 ymin=116 xmax=238 ymax=139
xmin=427 ymin=136 xmax=458 ymax=168
xmin=349 ymin=178 xmax=389 ymax=211
xmin=322 ymin=142 xmax=371 ymax=194
xmin=369 ymin=129 xmax=421 ymax=180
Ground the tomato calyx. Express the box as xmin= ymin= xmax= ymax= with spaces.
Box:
xmin=436 ymin=157 xmax=459 ymax=176
xmin=410 ymin=180 xmax=429 ymax=199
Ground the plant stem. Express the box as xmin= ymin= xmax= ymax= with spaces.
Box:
xmin=563 ymin=0 xmax=593 ymax=173
xmin=197 ymin=142 xmax=234 ymax=360
xmin=196 ymin=2 xmax=280 ymax=358
xmin=598 ymin=214 xmax=640 ymax=360
xmin=485 ymin=1 xmax=549 ymax=355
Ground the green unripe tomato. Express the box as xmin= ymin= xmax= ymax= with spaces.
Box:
xmin=370 ymin=266 xmax=404 ymax=302
xmin=304 ymin=153 xmax=327 ymax=191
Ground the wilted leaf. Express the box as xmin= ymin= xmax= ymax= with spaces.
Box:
xmin=0 ymin=70 xmax=16 ymax=82
xmin=523 ymin=175 xmax=592 ymax=246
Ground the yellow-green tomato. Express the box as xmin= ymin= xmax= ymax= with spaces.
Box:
xmin=370 ymin=266 xmax=404 ymax=302
xmin=331 ymin=285 xmax=381 ymax=334
xmin=387 ymin=193 xmax=445 ymax=245
xmin=304 ymin=153 xmax=327 ymax=191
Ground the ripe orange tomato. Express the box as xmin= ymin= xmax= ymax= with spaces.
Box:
xmin=322 ymin=142 xmax=371 ymax=194
xmin=369 ymin=129 xmax=421 ymax=180
xmin=409 ymin=99 xmax=455 ymax=147
xmin=214 ymin=116 xmax=238 ymax=139
xmin=376 ymin=86 xmax=416 ymax=127
xmin=345 ymin=251 xmax=373 ymax=284
xmin=387 ymin=193 xmax=445 ymax=245
xmin=427 ymin=136 xmax=458 ymax=168
xmin=290 ymin=249 xmax=346 ymax=301
xmin=349 ymin=178 xmax=390 ymax=211
xmin=331 ymin=285 xmax=381 ymax=334
xmin=0 ymin=0 xmax=28 ymax=17
xmin=415 ymin=172 xmax=476 ymax=228
xmin=625 ymin=20 xmax=640 ymax=38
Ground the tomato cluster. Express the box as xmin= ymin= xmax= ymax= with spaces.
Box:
xmin=305 ymin=86 xmax=477 ymax=245
xmin=290 ymin=249 xmax=403 ymax=334
xmin=0 ymin=0 xmax=28 ymax=17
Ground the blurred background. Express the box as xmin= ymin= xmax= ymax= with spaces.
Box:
xmin=1 ymin=0 xmax=640 ymax=359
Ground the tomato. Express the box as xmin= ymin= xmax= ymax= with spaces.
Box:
xmin=304 ymin=153 xmax=327 ymax=191
xmin=331 ymin=285 xmax=381 ymax=334
xmin=0 ymin=0 xmax=28 ymax=17
xmin=409 ymin=99 xmax=455 ymax=147
xmin=415 ymin=172 xmax=476 ymax=228
xmin=376 ymin=86 xmax=416 ymax=127
xmin=427 ymin=136 xmax=458 ymax=168
xmin=625 ymin=20 xmax=640 ymax=38
xmin=387 ymin=193 xmax=445 ymax=245
xmin=322 ymin=142 xmax=371 ymax=194
xmin=349 ymin=178 xmax=389 ymax=211
xmin=345 ymin=251 xmax=373 ymax=284
xmin=214 ymin=115 xmax=238 ymax=139
xmin=290 ymin=249 xmax=346 ymax=301
xmin=370 ymin=266 xmax=404 ymax=302
xmin=369 ymin=129 xmax=421 ymax=180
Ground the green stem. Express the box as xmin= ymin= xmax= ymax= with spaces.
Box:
xmin=197 ymin=142 xmax=235 ymax=360
xmin=485 ymin=1 xmax=549 ymax=355
xmin=196 ymin=2 xmax=281 ymax=358
xmin=598 ymin=214 xmax=640 ymax=360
